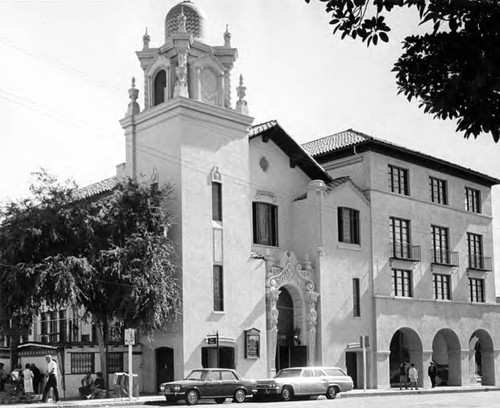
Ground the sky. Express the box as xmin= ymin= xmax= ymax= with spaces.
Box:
xmin=0 ymin=0 xmax=499 ymax=286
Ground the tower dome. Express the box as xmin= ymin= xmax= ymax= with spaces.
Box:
xmin=165 ymin=1 xmax=205 ymax=40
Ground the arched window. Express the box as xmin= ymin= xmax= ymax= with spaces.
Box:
xmin=153 ymin=70 xmax=167 ymax=106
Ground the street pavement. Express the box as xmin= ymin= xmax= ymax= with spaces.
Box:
xmin=4 ymin=386 xmax=500 ymax=408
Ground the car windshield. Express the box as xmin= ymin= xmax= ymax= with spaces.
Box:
xmin=185 ymin=370 xmax=205 ymax=381
xmin=275 ymin=369 xmax=302 ymax=378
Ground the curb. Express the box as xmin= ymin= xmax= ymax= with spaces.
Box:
xmin=340 ymin=386 xmax=500 ymax=398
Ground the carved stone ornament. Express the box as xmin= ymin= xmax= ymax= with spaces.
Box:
xmin=265 ymin=251 xmax=319 ymax=376
xmin=211 ymin=166 xmax=222 ymax=183
xmin=259 ymin=156 xmax=269 ymax=172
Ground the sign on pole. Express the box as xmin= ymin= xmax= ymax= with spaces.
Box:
xmin=124 ymin=328 xmax=136 ymax=400
xmin=360 ymin=335 xmax=369 ymax=392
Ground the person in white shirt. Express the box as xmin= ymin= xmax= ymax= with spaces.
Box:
xmin=42 ymin=355 xmax=60 ymax=403
xmin=23 ymin=364 xmax=34 ymax=397
xmin=408 ymin=362 xmax=419 ymax=390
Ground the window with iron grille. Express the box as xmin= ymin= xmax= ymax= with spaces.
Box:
xmin=392 ymin=269 xmax=412 ymax=297
xmin=388 ymin=165 xmax=409 ymax=195
xmin=252 ymin=202 xmax=278 ymax=246
xmin=433 ymin=274 xmax=451 ymax=300
xmin=390 ymin=217 xmax=411 ymax=258
xmin=432 ymin=225 xmax=449 ymax=264
xmin=430 ymin=177 xmax=448 ymax=205
xmin=467 ymin=233 xmax=483 ymax=269
xmin=469 ymin=278 xmax=485 ymax=303
xmin=465 ymin=187 xmax=481 ymax=213
xmin=107 ymin=352 xmax=123 ymax=373
xmin=338 ymin=207 xmax=360 ymax=244
xmin=352 ymin=278 xmax=360 ymax=317
xmin=213 ymin=265 xmax=224 ymax=312
xmin=71 ymin=353 xmax=94 ymax=374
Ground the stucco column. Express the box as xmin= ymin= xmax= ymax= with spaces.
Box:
xmin=306 ymin=288 xmax=319 ymax=366
xmin=448 ymin=349 xmax=462 ymax=386
xmin=376 ymin=350 xmax=391 ymax=389
xmin=422 ymin=350 xmax=433 ymax=389
xmin=462 ymin=350 xmax=473 ymax=385
xmin=482 ymin=350 xmax=495 ymax=386
xmin=494 ymin=350 xmax=500 ymax=386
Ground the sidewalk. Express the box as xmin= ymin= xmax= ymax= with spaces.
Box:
xmin=4 ymin=386 xmax=500 ymax=408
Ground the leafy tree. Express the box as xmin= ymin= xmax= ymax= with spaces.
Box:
xmin=0 ymin=171 xmax=182 ymax=387
xmin=305 ymin=0 xmax=500 ymax=142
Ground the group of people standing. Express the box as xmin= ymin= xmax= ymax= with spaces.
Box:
xmin=399 ymin=361 xmax=439 ymax=390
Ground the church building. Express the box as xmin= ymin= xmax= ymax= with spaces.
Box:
xmin=2 ymin=0 xmax=500 ymax=397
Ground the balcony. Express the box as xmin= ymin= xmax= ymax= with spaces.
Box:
xmin=431 ymin=249 xmax=459 ymax=266
xmin=390 ymin=243 xmax=421 ymax=262
xmin=467 ymin=255 xmax=492 ymax=272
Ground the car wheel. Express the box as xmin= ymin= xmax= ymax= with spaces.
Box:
xmin=214 ymin=397 xmax=225 ymax=404
xmin=233 ymin=389 xmax=246 ymax=403
xmin=185 ymin=390 xmax=199 ymax=405
xmin=326 ymin=386 xmax=338 ymax=400
xmin=281 ymin=386 xmax=293 ymax=401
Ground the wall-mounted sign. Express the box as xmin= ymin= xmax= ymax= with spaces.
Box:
xmin=124 ymin=328 xmax=136 ymax=346
xmin=244 ymin=328 xmax=260 ymax=359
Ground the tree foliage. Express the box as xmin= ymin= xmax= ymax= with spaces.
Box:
xmin=305 ymin=0 xmax=500 ymax=142
xmin=0 ymin=170 xmax=182 ymax=375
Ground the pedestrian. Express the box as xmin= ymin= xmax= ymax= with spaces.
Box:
xmin=408 ymin=362 xmax=418 ymax=390
xmin=399 ymin=361 xmax=408 ymax=390
xmin=23 ymin=364 xmax=34 ymax=398
xmin=41 ymin=355 xmax=60 ymax=403
xmin=428 ymin=361 xmax=437 ymax=388
xmin=90 ymin=372 xmax=105 ymax=399
xmin=30 ymin=363 xmax=42 ymax=394
xmin=0 ymin=363 xmax=7 ymax=392
xmin=79 ymin=372 xmax=94 ymax=398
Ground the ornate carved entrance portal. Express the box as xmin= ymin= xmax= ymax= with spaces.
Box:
xmin=265 ymin=251 xmax=319 ymax=377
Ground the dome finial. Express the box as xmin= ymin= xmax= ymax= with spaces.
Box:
xmin=127 ymin=77 xmax=140 ymax=116
xmin=236 ymin=74 xmax=249 ymax=115
xmin=177 ymin=6 xmax=187 ymax=32
xmin=224 ymin=24 xmax=231 ymax=47
xmin=142 ymin=27 xmax=150 ymax=50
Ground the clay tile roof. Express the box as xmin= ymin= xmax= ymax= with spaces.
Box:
xmin=248 ymin=120 xmax=278 ymax=137
xmin=301 ymin=129 xmax=371 ymax=156
xmin=72 ymin=176 xmax=119 ymax=201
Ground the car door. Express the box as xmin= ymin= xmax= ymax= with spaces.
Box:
xmin=314 ymin=368 xmax=329 ymax=393
xmin=220 ymin=370 xmax=239 ymax=397
xmin=297 ymin=368 xmax=317 ymax=395
xmin=200 ymin=370 xmax=221 ymax=398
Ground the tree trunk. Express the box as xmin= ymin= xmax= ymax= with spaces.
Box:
xmin=94 ymin=318 xmax=109 ymax=396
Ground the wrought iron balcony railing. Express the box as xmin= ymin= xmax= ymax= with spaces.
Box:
xmin=390 ymin=243 xmax=421 ymax=262
xmin=431 ymin=249 xmax=459 ymax=266
xmin=467 ymin=255 xmax=492 ymax=271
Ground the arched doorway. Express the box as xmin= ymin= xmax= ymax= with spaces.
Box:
xmin=275 ymin=286 xmax=307 ymax=371
xmin=389 ymin=328 xmax=423 ymax=388
xmin=432 ymin=329 xmax=461 ymax=386
xmin=155 ymin=347 xmax=174 ymax=393
xmin=469 ymin=329 xmax=495 ymax=385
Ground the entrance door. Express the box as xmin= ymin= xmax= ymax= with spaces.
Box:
xmin=277 ymin=345 xmax=307 ymax=371
xmin=156 ymin=347 xmax=174 ymax=393
xmin=346 ymin=352 xmax=358 ymax=389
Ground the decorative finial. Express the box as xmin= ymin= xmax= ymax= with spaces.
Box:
xmin=177 ymin=6 xmax=187 ymax=33
xmin=224 ymin=24 xmax=231 ymax=47
xmin=236 ymin=74 xmax=249 ymax=115
xmin=127 ymin=77 xmax=140 ymax=116
xmin=142 ymin=27 xmax=150 ymax=50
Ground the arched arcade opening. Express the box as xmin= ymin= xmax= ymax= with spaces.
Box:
xmin=469 ymin=329 xmax=495 ymax=386
xmin=431 ymin=328 xmax=461 ymax=386
xmin=389 ymin=328 xmax=423 ymax=388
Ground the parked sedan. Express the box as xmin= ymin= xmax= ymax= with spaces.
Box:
xmin=255 ymin=366 xmax=353 ymax=401
xmin=160 ymin=368 xmax=256 ymax=405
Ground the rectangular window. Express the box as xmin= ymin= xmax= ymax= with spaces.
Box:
xmin=71 ymin=353 xmax=94 ymax=374
xmin=465 ymin=187 xmax=481 ymax=213
xmin=388 ymin=165 xmax=409 ymax=195
xmin=59 ymin=310 xmax=67 ymax=343
xmin=107 ymin=352 xmax=124 ymax=373
xmin=467 ymin=232 xmax=483 ymax=269
xmin=433 ymin=274 xmax=451 ymax=300
xmin=352 ymin=278 xmax=360 ymax=317
xmin=392 ymin=269 xmax=412 ymax=297
xmin=469 ymin=278 xmax=485 ymax=303
xmin=212 ymin=182 xmax=222 ymax=222
xmin=252 ymin=202 xmax=278 ymax=246
xmin=213 ymin=265 xmax=224 ymax=312
xmin=338 ymin=207 xmax=360 ymax=244
xmin=390 ymin=217 xmax=411 ymax=258
xmin=430 ymin=177 xmax=448 ymax=205
xmin=432 ymin=225 xmax=450 ymax=264
xmin=49 ymin=311 xmax=58 ymax=343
